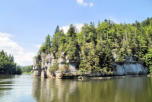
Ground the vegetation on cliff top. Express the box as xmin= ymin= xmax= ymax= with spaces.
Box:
xmin=38 ymin=18 xmax=152 ymax=74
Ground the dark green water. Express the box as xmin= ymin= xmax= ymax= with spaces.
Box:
xmin=0 ymin=75 xmax=152 ymax=102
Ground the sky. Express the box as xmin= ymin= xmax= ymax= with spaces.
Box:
xmin=0 ymin=0 xmax=152 ymax=66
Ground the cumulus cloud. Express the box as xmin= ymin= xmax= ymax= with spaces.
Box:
xmin=76 ymin=0 xmax=94 ymax=7
xmin=0 ymin=32 xmax=36 ymax=66
xmin=60 ymin=24 xmax=84 ymax=33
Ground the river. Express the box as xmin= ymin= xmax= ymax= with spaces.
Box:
xmin=0 ymin=75 xmax=152 ymax=102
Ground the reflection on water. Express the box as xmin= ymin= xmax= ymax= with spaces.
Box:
xmin=0 ymin=75 xmax=152 ymax=102
xmin=0 ymin=75 xmax=35 ymax=102
xmin=32 ymin=78 xmax=78 ymax=102
xmin=32 ymin=76 xmax=152 ymax=102
xmin=0 ymin=75 xmax=14 ymax=97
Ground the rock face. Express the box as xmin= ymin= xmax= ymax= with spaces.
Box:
xmin=33 ymin=56 xmax=41 ymax=76
xmin=33 ymin=54 xmax=148 ymax=78
xmin=33 ymin=53 xmax=78 ymax=78
xmin=114 ymin=64 xmax=148 ymax=75
xmin=114 ymin=57 xmax=148 ymax=75
xmin=68 ymin=63 xmax=77 ymax=74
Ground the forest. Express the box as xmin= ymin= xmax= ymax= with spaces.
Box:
xmin=38 ymin=18 xmax=152 ymax=74
xmin=0 ymin=49 xmax=35 ymax=75
xmin=0 ymin=50 xmax=22 ymax=74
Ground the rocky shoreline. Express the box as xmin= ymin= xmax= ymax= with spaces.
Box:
xmin=33 ymin=53 xmax=148 ymax=79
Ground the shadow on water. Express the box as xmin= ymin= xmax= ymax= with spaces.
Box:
xmin=32 ymin=76 xmax=152 ymax=102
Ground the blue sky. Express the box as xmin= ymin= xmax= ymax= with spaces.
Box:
xmin=0 ymin=0 xmax=152 ymax=65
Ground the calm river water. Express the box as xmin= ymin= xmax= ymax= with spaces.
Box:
xmin=0 ymin=75 xmax=152 ymax=102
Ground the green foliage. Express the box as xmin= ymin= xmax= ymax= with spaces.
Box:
xmin=0 ymin=50 xmax=22 ymax=74
xmin=81 ymin=23 xmax=97 ymax=44
xmin=22 ymin=65 xmax=33 ymax=73
xmin=39 ymin=35 xmax=51 ymax=54
xmin=49 ymin=61 xmax=58 ymax=73
xmin=65 ymin=25 xmax=80 ymax=62
xmin=144 ymin=48 xmax=152 ymax=73
xmin=51 ymin=27 xmax=66 ymax=58
xmin=16 ymin=65 xmax=22 ymax=74
xmin=38 ymin=17 xmax=152 ymax=74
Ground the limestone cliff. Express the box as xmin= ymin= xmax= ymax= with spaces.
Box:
xmin=33 ymin=53 xmax=148 ymax=78
xmin=33 ymin=52 xmax=78 ymax=78
xmin=113 ymin=57 xmax=148 ymax=75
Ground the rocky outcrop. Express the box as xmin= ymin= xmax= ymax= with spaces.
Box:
xmin=33 ymin=52 xmax=78 ymax=78
xmin=114 ymin=64 xmax=148 ymax=75
xmin=114 ymin=57 xmax=148 ymax=75
xmin=33 ymin=56 xmax=41 ymax=76
xmin=33 ymin=54 xmax=148 ymax=78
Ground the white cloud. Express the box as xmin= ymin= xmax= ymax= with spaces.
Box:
xmin=0 ymin=32 xmax=36 ymax=66
xmin=60 ymin=24 xmax=84 ymax=33
xmin=34 ymin=44 xmax=41 ymax=48
xmin=60 ymin=25 xmax=70 ymax=34
xmin=76 ymin=0 xmax=94 ymax=7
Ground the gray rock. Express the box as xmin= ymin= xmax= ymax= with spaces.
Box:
xmin=68 ymin=63 xmax=77 ymax=74
xmin=114 ymin=63 xmax=148 ymax=75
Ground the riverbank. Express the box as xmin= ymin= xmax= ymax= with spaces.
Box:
xmin=22 ymin=72 xmax=33 ymax=74
xmin=35 ymin=71 xmax=149 ymax=80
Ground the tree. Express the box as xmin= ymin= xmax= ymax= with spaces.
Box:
xmin=55 ymin=25 xmax=60 ymax=34
xmin=37 ymin=17 xmax=152 ymax=74
xmin=65 ymin=24 xmax=80 ymax=62
xmin=51 ymin=26 xmax=66 ymax=58
xmin=144 ymin=48 xmax=152 ymax=73
xmin=0 ymin=50 xmax=21 ymax=74
xmin=39 ymin=35 xmax=51 ymax=54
